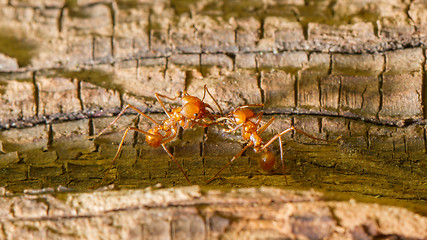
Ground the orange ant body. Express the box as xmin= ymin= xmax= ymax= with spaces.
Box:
xmin=93 ymin=85 xmax=223 ymax=184
xmin=207 ymin=105 xmax=341 ymax=184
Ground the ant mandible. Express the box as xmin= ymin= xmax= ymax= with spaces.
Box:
xmin=207 ymin=105 xmax=341 ymax=184
xmin=92 ymin=85 xmax=223 ymax=184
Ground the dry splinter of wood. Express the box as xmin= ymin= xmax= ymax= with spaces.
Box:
xmin=207 ymin=105 xmax=342 ymax=184
xmin=90 ymin=85 xmax=223 ymax=185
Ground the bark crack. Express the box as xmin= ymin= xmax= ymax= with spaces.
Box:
xmin=110 ymin=1 xmax=117 ymax=59
xmin=290 ymin=6 xmax=308 ymax=41
xmin=295 ymin=71 xmax=300 ymax=109
xmin=163 ymin=56 xmax=169 ymax=81
xmin=377 ymin=54 xmax=386 ymax=119
xmin=422 ymin=49 xmax=427 ymax=119
xmin=337 ymin=76 xmax=342 ymax=113
xmin=92 ymin=36 xmax=96 ymax=63
xmin=88 ymin=118 xmax=94 ymax=137
xmin=32 ymin=71 xmax=39 ymax=117
xmin=148 ymin=8 xmax=152 ymax=50
xmin=366 ymin=126 xmax=371 ymax=150
xmin=57 ymin=4 xmax=66 ymax=33
xmin=132 ymin=114 xmax=140 ymax=149
xmin=48 ymin=124 xmax=54 ymax=149
xmin=257 ymin=16 xmax=265 ymax=45
xmin=77 ymin=80 xmax=84 ymax=111
xmin=360 ymin=85 xmax=368 ymax=111
xmin=406 ymin=0 xmax=417 ymax=32
xmin=255 ymin=56 xmax=265 ymax=104
xmin=424 ymin=127 xmax=427 ymax=154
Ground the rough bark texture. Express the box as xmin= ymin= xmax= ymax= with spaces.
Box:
xmin=0 ymin=186 xmax=426 ymax=240
xmin=0 ymin=0 xmax=426 ymax=127
xmin=0 ymin=0 xmax=427 ymax=239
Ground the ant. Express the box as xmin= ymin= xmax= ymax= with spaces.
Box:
xmin=92 ymin=85 xmax=223 ymax=184
xmin=207 ymin=105 xmax=341 ymax=184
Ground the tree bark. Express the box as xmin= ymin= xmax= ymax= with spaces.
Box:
xmin=0 ymin=0 xmax=426 ymax=239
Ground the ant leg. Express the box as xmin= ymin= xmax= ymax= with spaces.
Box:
xmin=110 ymin=127 xmax=159 ymax=167
xmin=293 ymin=127 xmax=342 ymax=142
xmin=156 ymin=126 xmax=191 ymax=183
xmin=252 ymin=112 xmax=264 ymax=125
xmin=260 ymin=127 xmax=295 ymax=151
xmin=94 ymin=126 xmax=159 ymax=188
xmin=235 ymin=104 xmax=264 ymax=110
xmin=259 ymin=117 xmax=288 ymax=184
xmin=202 ymin=85 xmax=224 ymax=115
xmin=206 ymin=117 xmax=275 ymax=184
xmin=262 ymin=124 xmax=340 ymax=149
xmin=223 ymin=123 xmax=244 ymax=133
xmin=155 ymin=93 xmax=177 ymax=118
xmin=257 ymin=116 xmax=275 ymax=134
xmin=160 ymin=127 xmax=178 ymax=145
xmin=206 ymin=142 xmax=253 ymax=184
xmin=161 ymin=144 xmax=191 ymax=183
xmin=91 ymin=104 xmax=161 ymax=139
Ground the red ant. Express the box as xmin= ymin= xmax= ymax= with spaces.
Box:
xmin=207 ymin=105 xmax=341 ymax=184
xmin=92 ymin=85 xmax=223 ymax=184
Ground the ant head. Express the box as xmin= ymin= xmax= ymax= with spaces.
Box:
xmin=232 ymin=108 xmax=255 ymax=125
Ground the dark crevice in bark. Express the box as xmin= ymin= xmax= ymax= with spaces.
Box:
xmin=130 ymin=115 xmax=140 ymax=149
xmin=92 ymin=36 xmax=96 ymax=62
xmin=294 ymin=71 xmax=299 ymax=109
xmin=148 ymin=8 xmax=153 ymax=50
xmin=110 ymin=1 xmax=117 ymax=59
xmin=377 ymin=54 xmax=386 ymax=120
xmin=257 ymin=16 xmax=265 ymax=44
xmin=255 ymin=57 xmax=265 ymax=104
xmin=119 ymin=91 xmax=124 ymax=109
xmin=58 ymin=4 xmax=66 ymax=33
xmin=360 ymin=85 xmax=368 ymax=111
xmin=163 ymin=56 xmax=169 ymax=81
xmin=403 ymin=135 xmax=408 ymax=154
xmin=406 ymin=0 xmax=417 ymax=32
xmin=201 ymin=127 xmax=208 ymax=176
xmin=422 ymin=49 xmax=427 ymax=120
xmin=77 ymin=80 xmax=84 ymax=111
xmin=347 ymin=120 xmax=351 ymax=138
xmin=47 ymin=124 xmax=54 ymax=149
xmin=88 ymin=118 xmax=94 ymax=137
xmin=32 ymin=72 xmax=39 ymax=117
xmin=225 ymin=53 xmax=236 ymax=71
xmin=290 ymin=7 xmax=308 ymax=41
xmin=328 ymin=54 xmax=333 ymax=75
xmin=423 ymin=127 xmax=427 ymax=154
xmin=337 ymin=76 xmax=342 ymax=114
xmin=366 ymin=126 xmax=371 ymax=150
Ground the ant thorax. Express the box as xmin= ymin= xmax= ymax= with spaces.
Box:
xmin=242 ymin=121 xmax=257 ymax=139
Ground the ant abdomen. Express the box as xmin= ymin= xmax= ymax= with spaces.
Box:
xmin=145 ymin=129 xmax=163 ymax=148
xmin=259 ymin=147 xmax=276 ymax=171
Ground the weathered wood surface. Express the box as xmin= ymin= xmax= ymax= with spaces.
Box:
xmin=0 ymin=186 xmax=425 ymax=240
xmin=0 ymin=0 xmax=426 ymax=127
xmin=0 ymin=0 xmax=427 ymax=239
